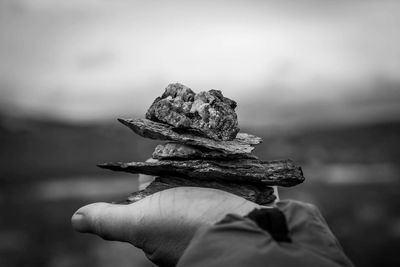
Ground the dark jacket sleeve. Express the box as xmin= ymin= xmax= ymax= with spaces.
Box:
xmin=177 ymin=211 xmax=353 ymax=267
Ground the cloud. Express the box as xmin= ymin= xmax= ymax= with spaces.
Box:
xmin=0 ymin=0 xmax=399 ymax=125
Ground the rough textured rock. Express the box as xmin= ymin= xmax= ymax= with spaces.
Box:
xmin=114 ymin=176 xmax=276 ymax=205
xmin=152 ymin=142 xmax=258 ymax=160
xmin=96 ymin=84 xmax=306 ymax=205
xmin=98 ymin=159 xmax=304 ymax=187
xmin=146 ymin=83 xmax=240 ymax=141
xmin=118 ymin=118 xmax=262 ymax=154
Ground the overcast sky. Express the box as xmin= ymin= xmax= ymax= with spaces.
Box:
xmin=1 ymin=0 xmax=399 ymax=126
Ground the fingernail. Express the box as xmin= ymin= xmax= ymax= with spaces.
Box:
xmin=71 ymin=212 xmax=89 ymax=232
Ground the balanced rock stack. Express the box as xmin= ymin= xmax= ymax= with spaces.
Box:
xmin=98 ymin=83 xmax=305 ymax=205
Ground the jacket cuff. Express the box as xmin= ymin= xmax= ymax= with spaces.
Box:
xmin=245 ymin=208 xmax=292 ymax=242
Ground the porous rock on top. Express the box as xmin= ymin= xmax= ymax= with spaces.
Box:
xmin=146 ymin=83 xmax=240 ymax=141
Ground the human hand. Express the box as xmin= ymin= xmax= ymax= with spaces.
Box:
xmin=71 ymin=187 xmax=260 ymax=266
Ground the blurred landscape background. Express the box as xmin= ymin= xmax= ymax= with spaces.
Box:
xmin=1 ymin=0 xmax=399 ymax=267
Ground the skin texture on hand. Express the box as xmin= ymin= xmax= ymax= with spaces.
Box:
xmin=71 ymin=187 xmax=260 ymax=267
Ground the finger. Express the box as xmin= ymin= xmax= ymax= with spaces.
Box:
xmin=277 ymin=200 xmax=354 ymax=267
xmin=71 ymin=202 xmax=139 ymax=243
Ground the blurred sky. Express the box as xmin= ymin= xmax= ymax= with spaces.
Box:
xmin=0 ymin=0 xmax=399 ymax=126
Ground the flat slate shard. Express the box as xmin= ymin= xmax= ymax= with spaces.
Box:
xmin=152 ymin=142 xmax=258 ymax=160
xmin=96 ymin=83 xmax=305 ymax=205
xmin=114 ymin=176 xmax=276 ymax=205
xmin=118 ymin=118 xmax=262 ymax=154
xmin=146 ymin=83 xmax=240 ymax=141
xmin=98 ymin=159 xmax=304 ymax=187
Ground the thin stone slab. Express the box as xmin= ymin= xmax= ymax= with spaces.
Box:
xmin=118 ymin=118 xmax=262 ymax=154
xmin=152 ymin=142 xmax=258 ymax=160
xmin=98 ymin=159 xmax=304 ymax=187
xmin=114 ymin=176 xmax=276 ymax=205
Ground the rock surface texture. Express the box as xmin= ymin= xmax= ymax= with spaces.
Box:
xmin=146 ymin=83 xmax=240 ymax=141
xmin=118 ymin=118 xmax=261 ymax=154
xmin=114 ymin=176 xmax=276 ymax=205
xmin=98 ymin=159 xmax=304 ymax=187
xmin=97 ymin=83 xmax=305 ymax=205
xmin=152 ymin=143 xmax=258 ymax=160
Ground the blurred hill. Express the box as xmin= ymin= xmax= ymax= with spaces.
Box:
xmin=0 ymin=115 xmax=153 ymax=183
xmin=1 ymin=114 xmax=400 ymax=267
xmin=1 ymin=114 xmax=399 ymax=183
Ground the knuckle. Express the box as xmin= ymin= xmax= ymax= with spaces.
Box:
xmin=90 ymin=212 xmax=103 ymax=234
xmin=93 ymin=217 xmax=113 ymax=241
xmin=88 ymin=207 xmax=108 ymax=237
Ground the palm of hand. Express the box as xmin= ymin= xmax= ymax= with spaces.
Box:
xmin=72 ymin=187 xmax=259 ymax=266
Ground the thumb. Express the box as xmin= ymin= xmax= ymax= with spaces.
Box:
xmin=71 ymin=202 xmax=139 ymax=243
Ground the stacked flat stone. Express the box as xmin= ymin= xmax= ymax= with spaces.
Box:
xmin=98 ymin=83 xmax=305 ymax=205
